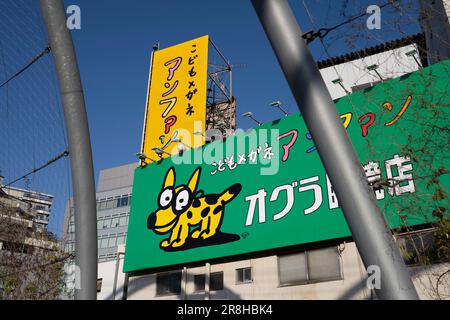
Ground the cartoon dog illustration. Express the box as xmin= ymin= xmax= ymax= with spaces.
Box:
xmin=147 ymin=167 xmax=242 ymax=250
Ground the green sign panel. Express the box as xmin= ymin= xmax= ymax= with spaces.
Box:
xmin=124 ymin=60 xmax=449 ymax=273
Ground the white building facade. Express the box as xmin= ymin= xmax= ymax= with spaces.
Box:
xmin=61 ymin=163 xmax=136 ymax=299
xmin=0 ymin=175 xmax=53 ymax=231
xmin=318 ymin=34 xmax=427 ymax=100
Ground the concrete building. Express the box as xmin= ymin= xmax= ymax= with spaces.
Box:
xmin=126 ymin=237 xmax=448 ymax=300
xmin=0 ymin=175 xmax=59 ymax=298
xmin=318 ymin=33 xmax=427 ymax=100
xmin=0 ymin=175 xmax=53 ymax=232
xmin=62 ymin=163 xmax=134 ymax=261
xmin=96 ymin=244 xmax=127 ymax=300
xmin=61 ymin=163 xmax=136 ymax=299
xmin=94 ymin=163 xmax=134 ymax=263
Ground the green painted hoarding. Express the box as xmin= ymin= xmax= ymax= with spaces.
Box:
xmin=123 ymin=60 xmax=449 ymax=273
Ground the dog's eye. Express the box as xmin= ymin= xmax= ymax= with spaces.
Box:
xmin=175 ymin=189 xmax=190 ymax=211
xmin=159 ymin=189 xmax=173 ymax=208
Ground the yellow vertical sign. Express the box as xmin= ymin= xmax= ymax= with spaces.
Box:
xmin=141 ymin=35 xmax=209 ymax=162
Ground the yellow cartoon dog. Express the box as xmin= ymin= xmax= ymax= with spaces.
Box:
xmin=147 ymin=167 xmax=241 ymax=250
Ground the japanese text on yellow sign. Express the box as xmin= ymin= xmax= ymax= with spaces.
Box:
xmin=141 ymin=35 xmax=209 ymax=161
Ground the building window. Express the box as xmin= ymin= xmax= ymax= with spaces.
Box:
xmin=103 ymin=218 xmax=111 ymax=229
xmin=96 ymin=195 xmax=132 ymax=211
xmin=194 ymin=274 xmax=205 ymax=292
xmin=236 ymin=267 xmax=252 ymax=284
xmin=156 ymin=272 xmax=182 ymax=296
xmin=97 ymin=278 xmax=103 ymax=293
xmin=119 ymin=216 xmax=127 ymax=226
xmin=99 ymin=201 xmax=107 ymax=211
xmin=120 ymin=196 xmax=129 ymax=207
xmin=108 ymin=237 xmax=117 ymax=248
xmin=117 ymin=235 xmax=125 ymax=245
xmin=100 ymin=238 xmax=109 ymax=249
xmin=114 ymin=196 xmax=120 ymax=208
xmin=397 ymin=229 xmax=436 ymax=265
xmin=106 ymin=198 xmax=115 ymax=210
xmin=111 ymin=217 xmax=119 ymax=228
xmin=34 ymin=204 xmax=46 ymax=211
xmin=210 ymin=272 xmax=224 ymax=291
xmin=278 ymin=247 xmax=342 ymax=286
xmin=193 ymin=272 xmax=223 ymax=292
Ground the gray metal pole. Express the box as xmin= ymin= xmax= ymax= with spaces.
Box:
xmin=122 ymin=273 xmax=129 ymax=300
xmin=112 ymin=253 xmax=121 ymax=300
xmin=205 ymin=262 xmax=211 ymax=300
xmin=251 ymin=0 xmax=418 ymax=300
xmin=40 ymin=0 xmax=97 ymax=300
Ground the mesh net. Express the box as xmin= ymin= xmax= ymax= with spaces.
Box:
xmin=0 ymin=0 xmax=72 ymax=239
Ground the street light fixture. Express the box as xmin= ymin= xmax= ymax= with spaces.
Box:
xmin=331 ymin=78 xmax=350 ymax=95
xmin=135 ymin=152 xmax=157 ymax=165
xmin=172 ymin=138 xmax=191 ymax=147
xmin=193 ymin=130 xmax=212 ymax=143
xmin=270 ymin=100 xmax=289 ymax=116
xmin=405 ymin=49 xmax=422 ymax=69
xmin=242 ymin=111 xmax=262 ymax=126
xmin=152 ymin=147 xmax=171 ymax=157
xmin=172 ymin=138 xmax=192 ymax=154
xmin=367 ymin=64 xmax=384 ymax=81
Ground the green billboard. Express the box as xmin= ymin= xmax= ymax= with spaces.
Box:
xmin=123 ymin=60 xmax=449 ymax=273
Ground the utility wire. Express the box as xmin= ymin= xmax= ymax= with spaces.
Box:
xmin=0 ymin=46 xmax=51 ymax=89
xmin=302 ymin=1 xmax=397 ymax=43
xmin=4 ymin=150 xmax=69 ymax=187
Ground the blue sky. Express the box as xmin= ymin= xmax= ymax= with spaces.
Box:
xmin=67 ymin=0 xmax=421 ymax=185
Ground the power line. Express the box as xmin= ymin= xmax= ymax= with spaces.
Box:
xmin=0 ymin=45 xmax=51 ymax=89
xmin=301 ymin=1 xmax=396 ymax=44
xmin=4 ymin=150 xmax=69 ymax=187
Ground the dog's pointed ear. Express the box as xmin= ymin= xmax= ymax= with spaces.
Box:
xmin=163 ymin=167 xmax=175 ymax=188
xmin=187 ymin=167 xmax=201 ymax=192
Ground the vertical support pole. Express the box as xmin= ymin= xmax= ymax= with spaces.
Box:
xmin=139 ymin=49 xmax=155 ymax=166
xmin=182 ymin=267 xmax=187 ymax=300
xmin=112 ymin=252 xmax=123 ymax=300
xmin=40 ymin=0 xmax=97 ymax=300
xmin=122 ymin=273 xmax=129 ymax=300
xmin=251 ymin=0 xmax=418 ymax=300
xmin=205 ymin=262 xmax=211 ymax=300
